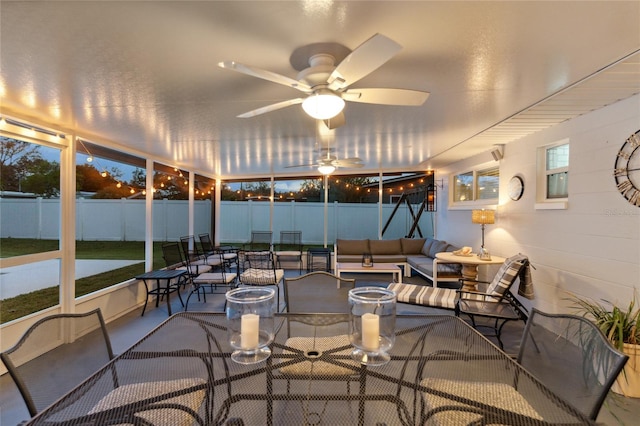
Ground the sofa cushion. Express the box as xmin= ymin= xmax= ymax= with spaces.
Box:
xmin=369 ymin=239 xmax=402 ymax=255
xmin=428 ymin=240 xmax=449 ymax=258
xmin=336 ymin=255 xmax=367 ymax=263
xmin=336 ymin=239 xmax=370 ymax=255
xmin=401 ymin=238 xmax=426 ymax=255
xmin=421 ymin=238 xmax=436 ymax=256
xmin=371 ymin=254 xmax=407 ymax=263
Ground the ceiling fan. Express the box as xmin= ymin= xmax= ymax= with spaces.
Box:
xmin=218 ymin=33 xmax=429 ymax=127
xmin=285 ymin=149 xmax=364 ymax=175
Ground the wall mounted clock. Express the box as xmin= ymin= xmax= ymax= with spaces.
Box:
xmin=614 ymin=129 xmax=640 ymax=206
xmin=508 ymin=175 xmax=524 ymax=201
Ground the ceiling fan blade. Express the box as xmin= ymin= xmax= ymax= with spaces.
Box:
xmin=327 ymin=34 xmax=402 ymax=91
xmin=237 ymin=98 xmax=304 ymax=118
xmin=218 ymin=61 xmax=312 ymax=93
xmin=343 ymin=88 xmax=429 ymax=106
xmin=323 ymin=111 xmax=346 ymax=130
xmin=284 ymin=162 xmax=319 ymax=169
xmin=333 ymin=157 xmax=364 ymax=167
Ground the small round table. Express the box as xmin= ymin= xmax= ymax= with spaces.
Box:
xmin=435 ymin=252 xmax=506 ymax=291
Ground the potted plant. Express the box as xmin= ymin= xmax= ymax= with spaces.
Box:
xmin=571 ymin=296 xmax=640 ymax=398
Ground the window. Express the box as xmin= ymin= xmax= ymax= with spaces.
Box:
xmin=477 ymin=168 xmax=500 ymax=200
xmin=537 ymin=140 xmax=569 ymax=208
xmin=452 ymin=166 xmax=499 ymax=205
xmin=1 ymin=134 xmax=62 ymax=322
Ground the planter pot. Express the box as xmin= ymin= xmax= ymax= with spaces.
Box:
xmin=612 ymin=343 xmax=640 ymax=398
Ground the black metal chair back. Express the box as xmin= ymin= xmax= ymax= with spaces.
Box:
xmin=517 ymin=308 xmax=628 ymax=420
xmin=162 ymin=241 xmax=186 ymax=269
xmin=248 ymin=230 xmax=272 ymax=251
xmin=198 ymin=232 xmax=215 ymax=254
xmin=180 ymin=235 xmax=203 ymax=263
xmin=284 ymin=271 xmax=355 ymax=314
xmin=1 ymin=309 xmax=115 ymax=416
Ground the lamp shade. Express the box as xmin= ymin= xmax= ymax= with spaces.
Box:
xmin=317 ymin=164 xmax=336 ymax=175
xmin=302 ymin=90 xmax=345 ymax=120
xmin=471 ymin=209 xmax=495 ymax=225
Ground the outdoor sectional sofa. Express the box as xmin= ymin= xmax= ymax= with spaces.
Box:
xmin=334 ymin=237 xmax=463 ymax=287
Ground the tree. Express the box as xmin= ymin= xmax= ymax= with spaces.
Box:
xmin=329 ymin=176 xmax=372 ymax=202
xmin=76 ymin=164 xmax=117 ymax=192
xmin=300 ymin=176 xmax=373 ymax=202
xmin=0 ymin=137 xmax=43 ymax=192
xmin=299 ymin=179 xmax=322 ymax=201
xmin=244 ymin=181 xmax=271 ymax=198
xmin=21 ymin=159 xmax=60 ymax=197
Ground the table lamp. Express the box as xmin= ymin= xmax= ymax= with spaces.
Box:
xmin=471 ymin=209 xmax=495 ymax=260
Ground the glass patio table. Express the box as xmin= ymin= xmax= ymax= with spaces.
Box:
xmin=25 ymin=313 xmax=593 ymax=425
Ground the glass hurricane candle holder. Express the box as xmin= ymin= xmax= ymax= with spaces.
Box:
xmin=226 ymin=287 xmax=276 ymax=364
xmin=348 ymin=287 xmax=396 ymax=366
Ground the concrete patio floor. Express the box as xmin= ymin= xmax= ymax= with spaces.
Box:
xmin=1 ymin=270 xmax=639 ymax=425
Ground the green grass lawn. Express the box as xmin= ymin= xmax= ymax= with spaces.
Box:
xmin=1 ymin=239 xmax=166 ymax=323
xmin=0 ymin=239 xmax=330 ymax=323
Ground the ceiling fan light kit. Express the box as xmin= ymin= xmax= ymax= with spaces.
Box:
xmin=302 ymin=89 xmax=345 ymax=120
xmin=317 ymin=164 xmax=336 ymax=175
xmin=219 ymin=33 xmax=428 ymax=126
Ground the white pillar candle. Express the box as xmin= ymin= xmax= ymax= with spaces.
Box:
xmin=241 ymin=313 xmax=260 ymax=349
xmin=362 ymin=313 xmax=380 ymax=351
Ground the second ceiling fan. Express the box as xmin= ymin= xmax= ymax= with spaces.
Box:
xmin=218 ymin=33 xmax=429 ymax=127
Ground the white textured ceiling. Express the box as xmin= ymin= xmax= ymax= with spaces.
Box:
xmin=1 ymin=1 xmax=639 ymax=179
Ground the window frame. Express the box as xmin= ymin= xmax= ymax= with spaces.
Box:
xmin=536 ymin=139 xmax=569 ymax=210
xmin=449 ymin=163 xmax=500 ymax=209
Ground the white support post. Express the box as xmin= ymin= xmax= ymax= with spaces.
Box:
xmin=145 ymin=158 xmax=154 ymax=271
xmin=60 ymin=136 xmax=77 ymax=313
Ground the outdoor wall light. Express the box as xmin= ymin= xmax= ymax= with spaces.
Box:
xmin=426 ymin=184 xmax=437 ymax=212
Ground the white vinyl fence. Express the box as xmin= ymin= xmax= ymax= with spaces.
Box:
xmin=0 ymin=198 xmax=434 ymax=244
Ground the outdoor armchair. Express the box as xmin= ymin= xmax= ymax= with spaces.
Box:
xmin=388 ymin=253 xmax=531 ymax=349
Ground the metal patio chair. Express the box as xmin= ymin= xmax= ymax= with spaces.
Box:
xmin=1 ymin=308 xmax=209 ymax=424
xmin=246 ymin=230 xmax=273 ymax=252
xmin=283 ymin=271 xmax=355 ymax=314
xmin=389 ymin=254 xmax=531 ymax=349
xmin=180 ymin=235 xmax=224 ymax=270
xmin=239 ymin=251 xmax=285 ymax=312
xmin=184 ymin=249 xmax=238 ymax=311
xmin=199 ymin=232 xmax=238 ymax=271
xmin=420 ymin=308 xmax=628 ymax=423
xmin=274 ymin=230 xmax=303 ymax=273
xmin=1 ymin=309 xmax=115 ymax=417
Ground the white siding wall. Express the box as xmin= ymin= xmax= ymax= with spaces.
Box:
xmin=435 ymin=94 xmax=640 ymax=314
